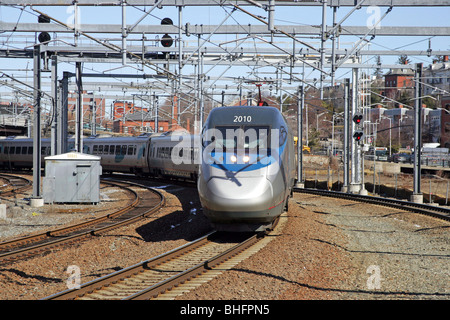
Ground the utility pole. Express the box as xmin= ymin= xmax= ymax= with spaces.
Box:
xmin=59 ymin=72 xmax=69 ymax=154
xmin=50 ymin=55 xmax=58 ymax=156
xmin=342 ymin=78 xmax=350 ymax=192
xmin=75 ymin=62 xmax=83 ymax=152
xmin=411 ymin=63 xmax=423 ymax=204
xmin=320 ymin=0 xmax=327 ymax=99
xmin=350 ymin=68 xmax=361 ymax=193
xmin=296 ymin=85 xmax=304 ymax=188
xmin=31 ymin=45 xmax=43 ymax=207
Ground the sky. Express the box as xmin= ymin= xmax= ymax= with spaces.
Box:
xmin=0 ymin=3 xmax=449 ymax=105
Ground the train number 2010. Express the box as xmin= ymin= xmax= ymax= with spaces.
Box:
xmin=233 ymin=115 xmax=252 ymax=123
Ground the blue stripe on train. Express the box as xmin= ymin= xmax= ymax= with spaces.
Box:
xmin=208 ymin=144 xmax=285 ymax=172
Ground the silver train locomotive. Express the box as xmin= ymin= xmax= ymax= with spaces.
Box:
xmin=197 ymin=106 xmax=296 ymax=232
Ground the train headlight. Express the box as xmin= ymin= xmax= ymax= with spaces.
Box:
xmin=243 ymin=155 xmax=250 ymax=163
xmin=230 ymin=155 xmax=237 ymax=163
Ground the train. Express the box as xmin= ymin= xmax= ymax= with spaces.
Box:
xmin=0 ymin=105 xmax=296 ymax=232
xmin=0 ymin=132 xmax=199 ymax=180
xmin=198 ymin=106 xmax=296 ymax=231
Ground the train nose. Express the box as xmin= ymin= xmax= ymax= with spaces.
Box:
xmin=199 ymin=175 xmax=273 ymax=212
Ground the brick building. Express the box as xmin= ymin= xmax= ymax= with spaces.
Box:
xmin=384 ymin=68 xmax=414 ymax=104
xmin=68 ymin=91 xmax=106 ymax=129
xmin=112 ymin=100 xmax=183 ymax=135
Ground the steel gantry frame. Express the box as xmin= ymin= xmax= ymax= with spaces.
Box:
xmin=0 ymin=0 xmax=449 ymax=205
xmin=1 ymin=0 xmax=449 ymax=6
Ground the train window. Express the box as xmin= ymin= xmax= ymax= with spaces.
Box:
xmin=110 ymin=145 xmax=115 ymax=155
xmin=209 ymin=126 xmax=236 ymax=151
xmin=98 ymin=145 xmax=103 ymax=154
xmin=115 ymin=145 xmax=120 ymax=155
xmin=28 ymin=147 xmax=32 ymax=154
xmin=104 ymin=145 xmax=109 ymax=154
xmin=93 ymin=145 xmax=98 ymax=154
xmin=214 ymin=126 xmax=240 ymax=151
xmin=21 ymin=146 xmax=27 ymax=154
xmin=10 ymin=146 xmax=16 ymax=154
xmin=243 ymin=126 xmax=270 ymax=151
xmin=121 ymin=145 xmax=127 ymax=155
xmin=4 ymin=146 xmax=9 ymax=154
xmin=127 ymin=145 xmax=134 ymax=155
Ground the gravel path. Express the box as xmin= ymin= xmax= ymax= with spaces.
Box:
xmin=0 ymin=181 xmax=211 ymax=300
xmin=0 ymin=178 xmax=448 ymax=300
xmin=181 ymin=193 xmax=450 ymax=300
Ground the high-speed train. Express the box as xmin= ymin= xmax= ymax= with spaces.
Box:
xmin=0 ymin=105 xmax=296 ymax=232
xmin=198 ymin=106 xmax=296 ymax=232
xmin=0 ymin=132 xmax=200 ymax=180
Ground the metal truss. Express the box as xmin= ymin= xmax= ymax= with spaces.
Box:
xmin=2 ymin=21 xmax=449 ymax=37
xmin=1 ymin=0 xmax=450 ymax=6
xmin=0 ymin=0 xmax=448 ymax=202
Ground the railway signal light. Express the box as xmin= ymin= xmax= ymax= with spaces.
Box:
xmin=353 ymin=113 xmax=363 ymax=125
xmin=161 ymin=34 xmax=173 ymax=47
xmin=353 ymin=131 xmax=364 ymax=142
xmin=38 ymin=14 xmax=51 ymax=44
xmin=160 ymin=18 xmax=173 ymax=47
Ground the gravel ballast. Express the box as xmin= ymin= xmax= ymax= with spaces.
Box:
xmin=0 ymin=179 xmax=448 ymax=300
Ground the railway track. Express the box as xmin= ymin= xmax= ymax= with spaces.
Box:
xmin=0 ymin=173 xmax=31 ymax=197
xmin=294 ymin=187 xmax=450 ymax=222
xmin=0 ymin=179 xmax=165 ymax=265
xmin=44 ymin=221 xmax=279 ymax=300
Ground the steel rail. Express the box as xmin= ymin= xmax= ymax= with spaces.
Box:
xmin=0 ymin=179 xmax=164 ymax=264
xmin=44 ymin=231 xmax=216 ymax=300
xmin=126 ymin=232 xmax=263 ymax=300
xmin=0 ymin=173 xmax=31 ymax=197
xmin=294 ymin=187 xmax=450 ymax=222
xmin=46 ymin=218 xmax=276 ymax=300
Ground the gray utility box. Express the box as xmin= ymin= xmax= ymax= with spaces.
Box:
xmin=43 ymin=152 xmax=102 ymax=204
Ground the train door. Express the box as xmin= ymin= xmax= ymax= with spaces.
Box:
xmin=146 ymin=139 xmax=154 ymax=175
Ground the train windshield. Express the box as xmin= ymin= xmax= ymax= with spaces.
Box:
xmin=213 ymin=126 xmax=270 ymax=153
